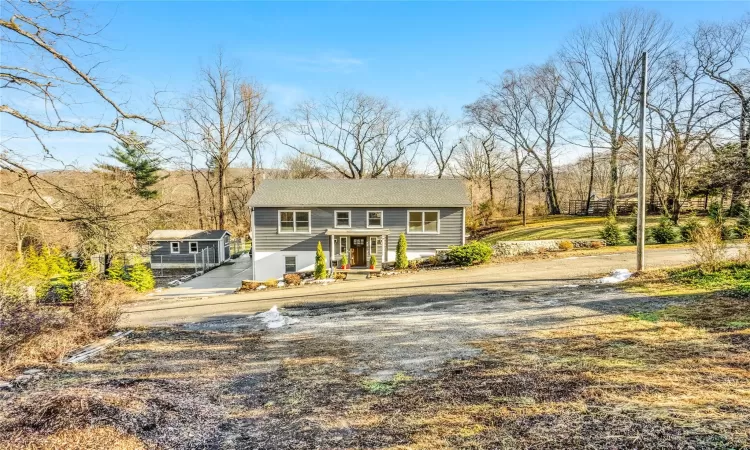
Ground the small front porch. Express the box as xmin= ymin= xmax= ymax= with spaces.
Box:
xmin=331 ymin=267 xmax=381 ymax=280
xmin=325 ymin=228 xmax=389 ymax=271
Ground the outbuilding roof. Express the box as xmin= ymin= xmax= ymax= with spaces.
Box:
xmin=146 ymin=230 xmax=229 ymax=241
xmin=248 ymin=179 xmax=471 ymax=207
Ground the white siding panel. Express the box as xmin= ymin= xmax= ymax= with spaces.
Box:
xmin=254 ymin=251 xmax=317 ymax=281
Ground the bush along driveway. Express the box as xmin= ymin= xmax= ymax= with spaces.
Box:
xmin=2 ymin=248 xmax=748 ymax=449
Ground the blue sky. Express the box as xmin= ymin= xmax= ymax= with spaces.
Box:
xmin=5 ymin=1 xmax=745 ymax=168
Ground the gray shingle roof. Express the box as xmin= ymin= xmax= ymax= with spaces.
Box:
xmin=248 ymin=179 xmax=471 ymax=207
xmin=146 ymin=230 xmax=229 ymax=241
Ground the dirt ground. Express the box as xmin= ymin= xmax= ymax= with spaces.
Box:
xmin=2 ymin=270 xmax=748 ymax=449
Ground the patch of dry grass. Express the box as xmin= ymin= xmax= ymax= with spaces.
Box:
xmin=347 ymin=316 xmax=749 ymax=449
xmin=2 ymin=296 xmax=748 ymax=449
xmin=1 ymin=280 xmax=131 ymax=377
xmin=1 ymin=426 xmax=146 ymax=450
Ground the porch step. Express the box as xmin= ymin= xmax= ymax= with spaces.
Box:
xmin=345 ymin=273 xmax=371 ymax=281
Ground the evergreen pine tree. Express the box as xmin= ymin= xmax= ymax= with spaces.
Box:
xmin=97 ymin=131 xmax=166 ymax=199
xmin=599 ymin=214 xmax=622 ymax=246
xmin=125 ymin=263 xmax=156 ymax=292
xmin=314 ymin=241 xmax=327 ymax=279
xmin=107 ymin=257 xmax=126 ymax=281
xmin=396 ymin=233 xmax=408 ymax=269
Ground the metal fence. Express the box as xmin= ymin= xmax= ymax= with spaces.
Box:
xmin=229 ymin=238 xmax=251 ymax=258
xmin=150 ymin=247 xmax=218 ymax=276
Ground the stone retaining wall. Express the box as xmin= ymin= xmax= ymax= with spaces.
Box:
xmin=492 ymin=239 xmax=605 ymax=257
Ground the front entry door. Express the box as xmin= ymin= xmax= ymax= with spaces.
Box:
xmin=350 ymin=237 xmax=366 ymax=266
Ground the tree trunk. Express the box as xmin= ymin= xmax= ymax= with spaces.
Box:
xmin=516 ymin=177 xmax=523 ymax=215
xmin=15 ymin=230 xmax=23 ymax=259
xmin=485 ymin=151 xmax=495 ymax=204
xmin=190 ymin=169 xmax=205 ymax=229
xmin=740 ymin=99 xmax=749 ymax=159
xmin=251 ymin=151 xmax=257 ymax=194
xmin=515 ymin=147 xmax=523 ymax=215
xmin=671 ymin=155 xmax=683 ymax=223
xmin=730 ymin=187 xmax=743 ymax=215
xmin=585 ymin=152 xmax=595 ymax=216
xmin=218 ymin=163 xmax=226 ymax=230
xmin=543 ymin=149 xmax=560 ymax=215
xmin=609 ymin=144 xmax=619 ymax=212
xmin=543 ymin=169 xmax=560 ymax=215
xmin=521 ymin=187 xmax=527 ymax=227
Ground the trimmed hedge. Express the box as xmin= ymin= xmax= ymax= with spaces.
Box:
xmin=447 ymin=241 xmax=493 ymax=266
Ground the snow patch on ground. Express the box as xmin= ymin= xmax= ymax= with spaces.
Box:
xmin=597 ymin=269 xmax=632 ymax=284
xmin=256 ymin=305 xmax=299 ymax=329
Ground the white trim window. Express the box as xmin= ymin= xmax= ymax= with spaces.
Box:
xmin=367 ymin=210 xmax=383 ymax=228
xmin=278 ymin=210 xmax=311 ymax=234
xmin=369 ymin=236 xmax=382 ymax=257
xmin=189 ymin=242 xmax=199 ymax=253
xmin=339 ymin=236 xmax=349 ymax=257
xmin=334 ymin=210 xmax=351 ymax=228
xmin=407 ymin=210 xmax=440 ymax=234
xmin=284 ymin=256 xmax=297 ymax=273
xmin=170 ymin=242 xmax=180 ymax=254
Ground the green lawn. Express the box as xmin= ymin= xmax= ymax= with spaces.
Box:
xmin=625 ymin=262 xmax=750 ymax=329
xmin=482 ymin=215 xmax=665 ymax=243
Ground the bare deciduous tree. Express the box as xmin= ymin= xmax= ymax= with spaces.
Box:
xmin=240 ymin=82 xmax=278 ymax=194
xmin=561 ymin=9 xmax=674 ymax=209
xmin=180 ymin=54 xmax=248 ymax=230
xmin=1 ymin=0 xmax=166 ymax=223
xmin=412 ymin=108 xmax=461 ymax=178
xmin=648 ymin=49 xmax=733 ymax=221
xmin=280 ymin=154 xmax=326 ymax=179
xmin=282 ymin=92 xmax=416 ymax=178
xmin=483 ymin=63 xmax=571 ymax=214
xmin=693 ymin=13 xmax=750 ymax=208
xmin=464 ymin=98 xmax=501 ymax=204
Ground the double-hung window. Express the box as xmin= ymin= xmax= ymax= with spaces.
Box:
xmin=339 ymin=236 xmax=349 ymax=256
xmin=189 ymin=242 xmax=198 ymax=253
xmin=284 ymin=256 xmax=297 ymax=273
xmin=279 ymin=211 xmax=311 ymax=233
xmin=170 ymin=242 xmax=180 ymax=253
xmin=367 ymin=211 xmax=383 ymax=228
xmin=369 ymin=236 xmax=382 ymax=256
xmin=407 ymin=211 xmax=439 ymax=234
xmin=334 ymin=210 xmax=351 ymax=228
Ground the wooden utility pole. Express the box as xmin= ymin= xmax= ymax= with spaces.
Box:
xmin=636 ymin=52 xmax=648 ymax=272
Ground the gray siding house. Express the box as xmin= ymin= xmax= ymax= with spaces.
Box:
xmin=147 ymin=230 xmax=231 ymax=269
xmin=248 ymin=179 xmax=470 ymax=280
